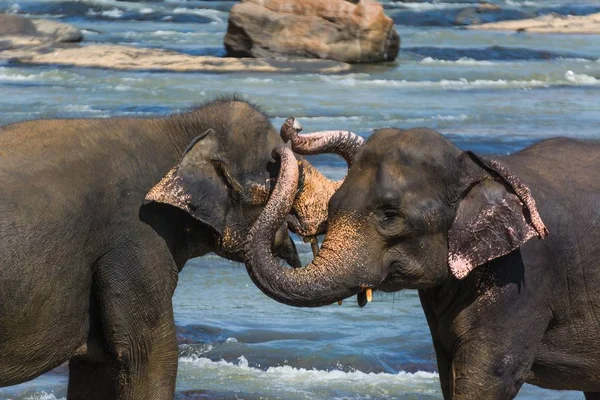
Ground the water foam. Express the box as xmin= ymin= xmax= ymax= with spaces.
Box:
xmin=179 ymin=355 xmax=438 ymax=387
xmin=276 ymin=116 xmax=362 ymax=122
xmin=0 ymin=68 xmax=76 ymax=83
xmin=565 ymin=70 xmax=599 ymax=85
xmin=63 ymin=104 xmax=100 ymax=113
xmin=176 ymin=357 xmax=440 ymax=400
xmin=25 ymin=392 xmax=64 ymax=400
xmin=86 ymin=7 xmax=124 ymax=18
xmin=420 ymin=57 xmax=496 ymax=66
xmin=172 ymin=7 xmax=226 ymax=23
xmin=405 ymin=114 xmax=469 ymax=123
xmin=389 ymin=2 xmax=476 ymax=10
xmin=319 ymin=75 xmax=550 ymax=90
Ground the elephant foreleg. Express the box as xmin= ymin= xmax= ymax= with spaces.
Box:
xmin=68 ymin=236 xmax=180 ymax=399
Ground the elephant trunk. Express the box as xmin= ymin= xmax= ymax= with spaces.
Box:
xmin=280 ymin=117 xmax=364 ymax=167
xmin=280 ymin=117 xmax=364 ymax=237
xmin=245 ymin=146 xmax=381 ymax=307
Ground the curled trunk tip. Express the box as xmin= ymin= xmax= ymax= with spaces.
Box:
xmin=279 ymin=116 xmax=364 ymax=167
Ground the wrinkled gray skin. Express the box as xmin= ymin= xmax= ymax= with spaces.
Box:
xmin=246 ymin=128 xmax=600 ymax=399
xmin=0 ymin=98 xmax=333 ymax=399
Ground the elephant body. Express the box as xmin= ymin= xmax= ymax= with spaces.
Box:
xmin=0 ymin=98 xmax=335 ymax=399
xmin=0 ymin=116 xmax=191 ymax=398
xmin=420 ymin=138 xmax=600 ymax=398
xmin=245 ymin=128 xmax=600 ymax=399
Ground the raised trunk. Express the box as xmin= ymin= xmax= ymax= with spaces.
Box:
xmin=280 ymin=117 xmax=364 ymax=166
xmin=245 ymin=146 xmax=381 ymax=307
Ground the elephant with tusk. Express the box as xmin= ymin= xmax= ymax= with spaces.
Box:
xmin=245 ymin=127 xmax=600 ymax=399
xmin=279 ymin=116 xmax=371 ymax=305
xmin=0 ymin=97 xmax=339 ymax=400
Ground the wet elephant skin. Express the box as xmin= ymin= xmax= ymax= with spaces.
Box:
xmin=0 ymin=97 xmax=323 ymax=399
xmin=245 ymin=128 xmax=600 ymax=399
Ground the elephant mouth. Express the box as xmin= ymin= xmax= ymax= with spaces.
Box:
xmin=374 ymin=280 xmax=400 ymax=293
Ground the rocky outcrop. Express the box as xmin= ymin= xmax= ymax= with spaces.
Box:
xmin=1 ymin=44 xmax=351 ymax=73
xmin=469 ymin=12 xmax=600 ymax=34
xmin=224 ymin=0 xmax=399 ymax=63
xmin=0 ymin=14 xmax=82 ymax=50
xmin=0 ymin=13 xmax=350 ymax=73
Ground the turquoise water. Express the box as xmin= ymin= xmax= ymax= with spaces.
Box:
xmin=1 ymin=0 xmax=599 ymax=399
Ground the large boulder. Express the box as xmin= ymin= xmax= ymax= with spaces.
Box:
xmin=224 ymin=0 xmax=400 ymax=63
xmin=31 ymin=18 xmax=83 ymax=43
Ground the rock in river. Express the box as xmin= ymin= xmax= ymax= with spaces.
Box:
xmin=0 ymin=13 xmax=82 ymax=50
xmin=224 ymin=0 xmax=400 ymax=63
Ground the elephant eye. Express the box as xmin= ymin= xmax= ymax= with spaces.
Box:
xmin=379 ymin=208 xmax=401 ymax=224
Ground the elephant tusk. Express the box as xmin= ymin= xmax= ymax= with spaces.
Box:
xmin=357 ymin=286 xmax=373 ymax=307
xmin=309 ymin=236 xmax=320 ymax=258
xmin=303 ymin=235 xmax=320 ymax=257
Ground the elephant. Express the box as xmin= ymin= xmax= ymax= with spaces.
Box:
xmin=0 ymin=98 xmax=337 ymax=399
xmin=244 ymin=123 xmax=600 ymax=399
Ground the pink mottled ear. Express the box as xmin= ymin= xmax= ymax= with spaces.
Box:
xmin=448 ymin=154 xmax=548 ymax=279
xmin=144 ymin=129 xmax=228 ymax=234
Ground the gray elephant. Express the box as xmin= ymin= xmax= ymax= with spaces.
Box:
xmin=0 ymin=98 xmax=337 ymax=399
xmin=245 ymin=122 xmax=600 ymax=399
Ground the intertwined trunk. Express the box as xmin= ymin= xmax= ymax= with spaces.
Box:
xmin=244 ymin=146 xmax=381 ymax=307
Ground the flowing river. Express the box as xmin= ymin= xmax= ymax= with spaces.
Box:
xmin=1 ymin=0 xmax=599 ymax=398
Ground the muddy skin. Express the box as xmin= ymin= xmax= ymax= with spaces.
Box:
xmin=280 ymin=117 xmax=364 ymax=238
xmin=245 ymin=127 xmax=600 ymax=399
xmin=288 ymin=159 xmax=342 ymax=237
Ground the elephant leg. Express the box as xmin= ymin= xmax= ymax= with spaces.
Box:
xmin=68 ymin=235 xmax=180 ymax=399
xmin=68 ymin=359 xmax=118 ymax=400
xmin=432 ymin=338 xmax=452 ymax=399
xmin=449 ymin=353 xmax=525 ymax=400
xmin=419 ymin=290 xmax=451 ymax=399
xmin=584 ymin=393 xmax=600 ymax=400
xmin=448 ymin=322 xmax=546 ymax=400
xmin=67 ymin=319 xmax=177 ymax=400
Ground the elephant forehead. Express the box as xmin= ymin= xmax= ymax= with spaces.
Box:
xmin=366 ymin=162 xmax=410 ymax=196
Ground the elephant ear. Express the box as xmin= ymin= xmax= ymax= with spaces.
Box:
xmin=448 ymin=152 xmax=548 ymax=279
xmin=145 ymin=129 xmax=229 ymax=234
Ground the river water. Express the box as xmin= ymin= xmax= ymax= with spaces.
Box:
xmin=1 ymin=0 xmax=599 ymax=399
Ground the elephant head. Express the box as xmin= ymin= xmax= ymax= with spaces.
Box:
xmin=244 ymin=128 xmax=548 ymax=307
xmin=143 ymin=100 xmax=340 ymax=266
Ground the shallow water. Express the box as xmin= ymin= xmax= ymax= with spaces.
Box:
xmin=1 ymin=0 xmax=599 ymax=399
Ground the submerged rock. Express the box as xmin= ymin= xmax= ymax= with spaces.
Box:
xmin=469 ymin=12 xmax=600 ymax=34
xmin=0 ymin=14 xmax=82 ymax=47
xmin=224 ymin=0 xmax=399 ymax=63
